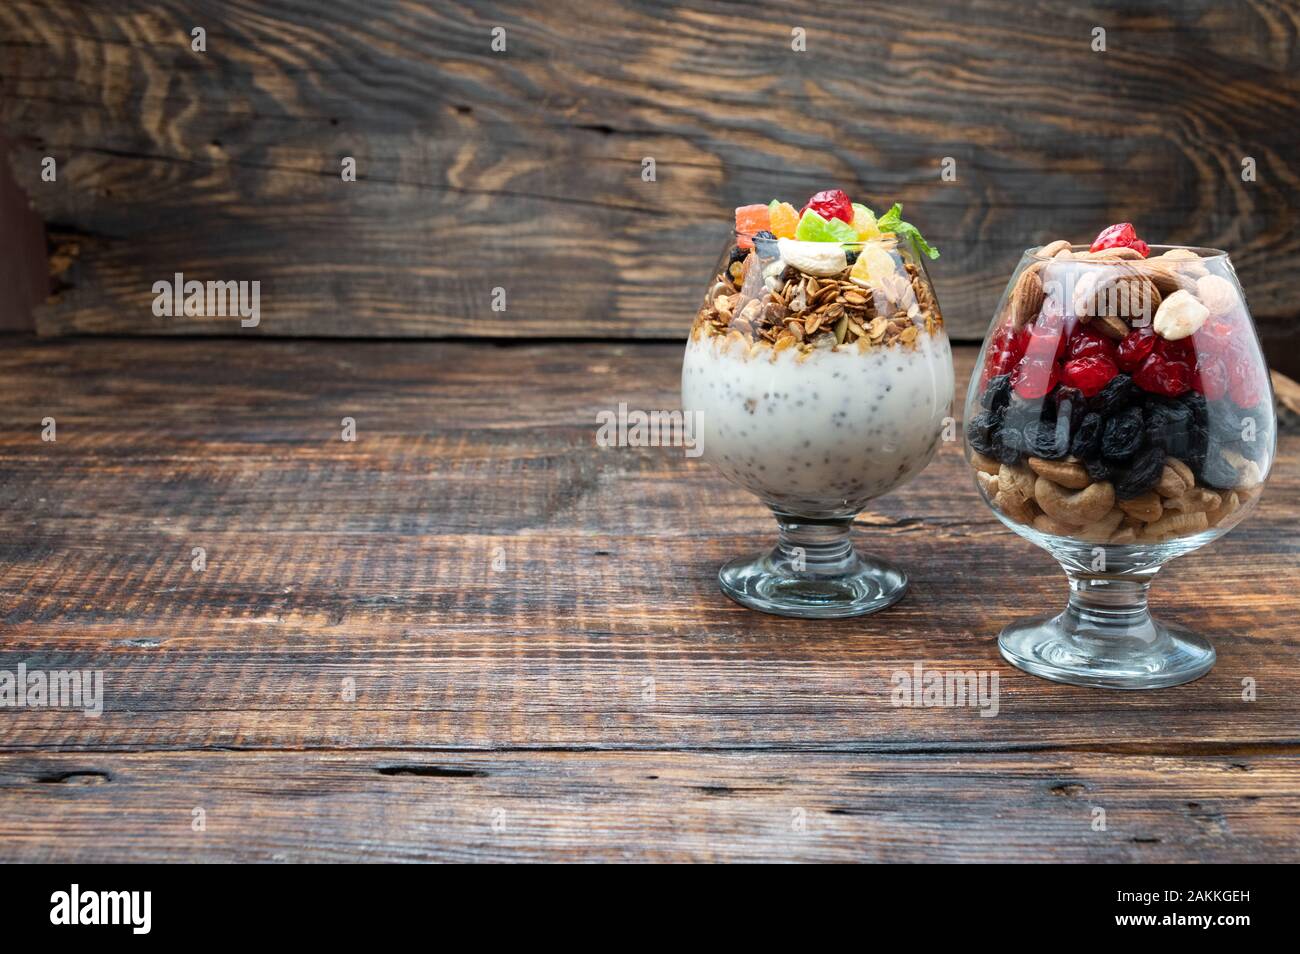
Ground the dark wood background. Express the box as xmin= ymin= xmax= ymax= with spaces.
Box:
xmin=2 ymin=0 xmax=1298 ymax=363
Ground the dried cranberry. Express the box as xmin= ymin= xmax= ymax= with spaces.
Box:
xmin=799 ymin=189 xmax=853 ymax=224
xmin=1013 ymin=354 xmax=1059 ymax=400
xmin=1061 ymin=354 xmax=1119 ymax=397
xmin=981 ymin=323 xmax=1030 ymax=385
xmin=1156 ymin=335 xmax=1196 ymax=364
xmin=1133 ymin=353 xmax=1192 ymax=396
xmin=1193 ymin=354 xmax=1228 ymax=401
xmin=1115 ymin=328 xmax=1157 ymax=371
xmin=1067 ymin=327 xmax=1118 ymax=363
xmin=1025 ymin=313 xmax=1068 ymax=362
xmin=1090 ymin=222 xmax=1149 ymax=257
xmin=1228 ymin=356 xmax=1264 ymax=408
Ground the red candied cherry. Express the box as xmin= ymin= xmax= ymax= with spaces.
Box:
xmin=1115 ymin=328 xmax=1157 ymax=371
xmin=981 ymin=323 xmax=1030 ymax=384
xmin=1013 ymin=354 xmax=1060 ymax=400
xmin=1090 ymin=222 xmax=1150 ymax=257
xmin=1025 ymin=313 xmax=1069 ymax=362
xmin=1194 ymin=354 xmax=1228 ymax=401
xmin=1133 ymin=353 xmax=1192 ymax=396
xmin=800 ymin=189 xmax=853 ymax=224
xmin=1228 ymin=355 xmax=1264 ymax=407
xmin=1067 ymin=327 xmax=1118 ymax=363
xmin=1061 ymin=354 xmax=1119 ymax=397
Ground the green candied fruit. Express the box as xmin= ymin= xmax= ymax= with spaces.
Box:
xmin=794 ymin=208 xmax=859 ymax=244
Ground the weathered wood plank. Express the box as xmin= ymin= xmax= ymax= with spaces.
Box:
xmin=0 ymin=339 xmax=1296 ymax=752
xmin=0 ymin=750 xmax=1295 ymax=862
xmin=2 ymin=0 xmax=1297 ymax=353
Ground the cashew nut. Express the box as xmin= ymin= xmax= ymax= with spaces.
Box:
xmin=1075 ymin=508 xmax=1125 ymax=543
xmin=1027 ymin=456 xmax=1090 ymax=490
xmin=1140 ymin=510 xmax=1209 ymax=541
xmin=999 ymin=463 xmax=1036 ymax=503
xmin=1108 ymin=526 xmax=1138 ymax=545
xmin=1118 ymin=491 xmax=1163 ymax=523
xmin=1163 ymin=487 xmax=1222 ymax=514
xmin=994 ymin=489 xmax=1036 ymax=525
xmin=1206 ymin=490 xmax=1240 ymax=528
xmin=1034 ymin=476 xmax=1115 ymax=525
xmin=1222 ymin=449 xmax=1263 ymax=490
xmin=970 ymin=451 xmax=1000 ymax=476
xmin=1155 ymin=459 xmax=1194 ymax=498
xmin=1039 ymin=239 xmax=1071 ymax=258
xmin=976 ymin=471 xmax=999 ymax=497
xmin=1033 ymin=513 xmax=1081 ymax=537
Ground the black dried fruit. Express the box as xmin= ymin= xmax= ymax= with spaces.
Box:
xmin=1090 ymin=373 xmax=1136 ymax=415
xmin=728 ymin=246 xmax=748 ymax=266
xmin=1084 ymin=456 xmax=1112 ymax=481
xmin=1051 ymin=385 xmax=1087 ymax=434
xmin=981 ymin=374 xmax=1013 ymax=412
xmin=1003 ymin=395 xmax=1050 ymax=433
xmin=1115 ymin=445 xmax=1167 ymax=500
xmin=1145 ymin=400 xmax=1194 ymax=459
xmin=965 ymin=411 xmax=1000 ymax=456
xmin=1180 ymin=390 xmax=1208 ymax=427
xmin=1198 ymin=446 xmax=1240 ymax=489
xmin=753 ymin=230 xmax=776 ymax=241
xmin=1101 ymin=406 xmax=1145 ymax=462
xmin=992 ymin=427 xmax=1024 ymax=464
xmin=1023 ymin=418 xmax=1070 ymax=460
xmin=1070 ymin=412 xmax=1103 ymax=459
xmin=845 ymin=249 xmax=859 ymax=266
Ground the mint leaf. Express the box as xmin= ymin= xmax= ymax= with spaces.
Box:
xmin=877 ymin=202 xmax=940 ymax=260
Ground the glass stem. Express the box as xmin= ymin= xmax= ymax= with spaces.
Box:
xmin=1062 ymin=570 xmax=1159 ymax=640
xmin=772 ymin=512 xmax=857 ymax=577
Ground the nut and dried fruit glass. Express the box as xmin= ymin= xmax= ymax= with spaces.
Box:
xmin=965 ymin=226 xmax=1275 ymax=688
xmin=683 ymin=193 xmax=953 ymax=617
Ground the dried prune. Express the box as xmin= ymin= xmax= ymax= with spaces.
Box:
xmin=992 ymin=426 xmax=1024 ymax=464
xmin=1101 ymin=405 xmax=1145 ymax=462
xmin=1070 ymin=412 xmax=1103 ymax=459
xmin=1115 ymin=445 xmax=1167 ymax=500
xmin=981 ymin=374 xmax=1013 ymax=412
xmin=1090 ymin=373 xmax=1136 ymax=415
xmin=1051 ymin=385 xmax=1087 ymax=434
xmin=1180 ymin=390 xmax=1208 ymax=427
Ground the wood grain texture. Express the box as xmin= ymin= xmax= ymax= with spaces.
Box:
xmin=0 ymin=337 xmax=1297 ymax=861
xmin=2 ymin=750 xmax=1297 ymax=862
xmin=2 ymin=0 xmax=1298 ymax=351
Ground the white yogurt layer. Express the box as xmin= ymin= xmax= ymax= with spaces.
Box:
xmin=682 ymin=333 xmax=954 ymax=514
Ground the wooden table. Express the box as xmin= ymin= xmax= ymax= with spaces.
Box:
xmin=1 ymin=338 xmax=1297 ymax=862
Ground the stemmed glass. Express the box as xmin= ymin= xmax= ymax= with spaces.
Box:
xmin=683 ymin=230 xmax=954 ymax=617
xmin=964 ymin=243 xmax=1274 ymax=687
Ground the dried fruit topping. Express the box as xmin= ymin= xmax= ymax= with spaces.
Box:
xmin=1115 ymin=328 xmax=1157 ymax=371
xmin=1101 ymin=405 xmax=1146 ymax=462
xmin=1012 ymin=354 xmax=1059 ymax=400
xmin=982 ymin=324 xmax=1030 ymax=384
xmin=1067 ymin=327 xmax=1118 ymax=363
xmin=800 ymin=189 xmax=854 ymax=225
xmin=734 ymin=204 xmax=771 ymax=248
xmin=767 ymin=200 xmax=800 ymax=239
xmin=1062 ymin=354 xmax=1119 ymax=397
xmin=1133 ymin=352 xmax=1193 ymax=397
xmin=794 ymin=208 xmax=858 ymax=244
xmin=1090 ymin=222 xmax=1150 ymax=258
xmin=1228 ymin=355 xmax=1264 ymax=407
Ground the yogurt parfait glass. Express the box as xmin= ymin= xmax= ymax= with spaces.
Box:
xmin=964 ymin=225 xmax=1275 ymax=687
xmin=682 ymin=192 xmax=954 ymax=617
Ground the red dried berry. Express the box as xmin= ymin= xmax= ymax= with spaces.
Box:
xmin=1067 ymin=327 xmax=1118 ymax=363
xmin=799 ymin=189 xmax=853 ymax=224
xmin=1115 ymin=328 xmax=1157 ymax=371
xmin=1061 ymin=355 xmax=1119 ymax=397
xmin=981 ymin=323 xmax=1030 ymax=385
xmin=1194 ymin=355 xmax=1228 ymax=401
xmin=1013 ymin=354 xmax=1059 ymax=400
xmin=1155 ymin=335 xmax=1196 ymax=364
xmin=1133 ymin=353 xmax=1192 ymax=396
xmin=1025 ymin=314 xmax=1068 ymax=362
xmin=1228 ymin=356 xmax=1264 ymax=407
xmin=1090 ymin=223 xmax=1151 ymax=258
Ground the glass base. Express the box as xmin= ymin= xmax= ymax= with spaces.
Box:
xmin=718 ymin=513 xmax=907 ymax=618
xmin=998 ymin=574 xmax=1215 ymax=689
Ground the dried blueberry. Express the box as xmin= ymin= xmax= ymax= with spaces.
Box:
xmin=1070 ymin=412 xmax=1103 ymax=459
xmin=1090 ymin=373 xmax=1136 ymax=415
xmin=845 ymin=249 xmax=859 ymax=266
xmin=1101 ymin=405 xmax=1145 ymax=462
xmin=1115 ymin=445 xmax=1166 ymax=500
xmin=753 ymin=230 xmax=775 ymax=241
xmin=981 ymin=374 xmax=1013 ymax=412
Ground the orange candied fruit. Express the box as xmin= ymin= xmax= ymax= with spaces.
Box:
xmin=734 ymin=204 xmax=771 ymax=248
